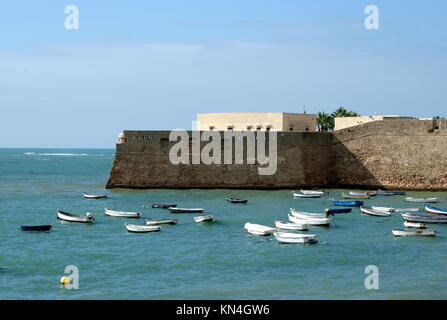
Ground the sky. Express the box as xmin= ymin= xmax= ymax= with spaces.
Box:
xmin=0 ymin=0 xmax=446 ymax=148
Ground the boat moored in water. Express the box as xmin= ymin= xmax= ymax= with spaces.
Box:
xmin=360 ymin=207 xmax=391 ymax=217
xmin=125 ymin=223 xmax=160 ymax=233
xmin=371 ymin=206 xmax=396 ymax=212
xmin=194 ymin=215 xmax=214 ymax=223
xmin=401 ymin=213 xmax=447 ymax=224
xmin=342 ymin=192 xmax=370 ymax=199
xmin=330 ymin=199 xmax=364 ymax=207
xmin=226 ymin=198 xmax=248 ymax=203
xmin=403 ymin=220 xmax=427 ymax=229
xmin=405 ymin=197 xmax=438 ymax=203
xmin=293 ymin=192 xmax=321 ymax=198
xmin=273 ymin=232 xmax=318 ymax=244
xmin=424 ymin=205 xmax=447 ymax=215
xmin=244 ymin=223 xmax=276 ymax=236
xmin=300 ymin=190 xmax=325 ymax=195
xmin=392 ymin=228 xmax=436 ymax=237
xmin=151 ymin=203 xmax=177 ymax=209
xmin=378 ymin=189 xmax=406 ymax=195
xmin=275 ymin=220 xmax=308 ymax=231
xmin=83 ymin=192 xmax=107 ymax=199
xmin=169 ymin=207 xmax=204 ymax=214
xmin=104 ymin=208 xmax=140 ymax=218
xmin=57 ymin=209 xmax=95 ymax=223
xmin=288 ymin=214 xmax=332 ymax=226
xmin=145 ymin=219 xmax=178 ymax=225
xmin=324 ymin=208 xmax=352 ymax=214
xmin=20 ymin=225 xmax=52 ymax=231
xmin=290 ymin=208 xmax=330 ymax=219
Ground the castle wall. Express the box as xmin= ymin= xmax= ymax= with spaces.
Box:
xmin=106 ymin=119 xmax=447 ymax=190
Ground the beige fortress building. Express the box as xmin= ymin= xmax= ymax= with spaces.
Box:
xmin=196 ymin=112 xmax=317 ymax=132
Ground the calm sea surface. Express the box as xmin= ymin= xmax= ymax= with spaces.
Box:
xmin=1 ymin=148 xmax=446 ymax=299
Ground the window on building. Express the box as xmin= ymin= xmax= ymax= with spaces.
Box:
xmin=266 ymin=127 xmax=271 ymax=132
xmin=247 ymin=126 xmax=252 ymax=131
xmin=227 ymin=126 xmax=234 ymax=131
xmin=209 ymin=126 xmax=215 ymax=131
xmin=289 ymin=127 xmax=294 ymax=131
xmin=256 ymin=126 xmax=262 ymax=131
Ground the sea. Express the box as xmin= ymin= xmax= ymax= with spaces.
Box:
xmin=0 ymin=148 xmax=446 ymax=300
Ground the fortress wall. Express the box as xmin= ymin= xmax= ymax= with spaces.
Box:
xmin=106 ymin=131 xmax=334 ymax=189
xmin=107 ymin=120 xmax=447 ymax=190
xmin=333 ymin=119 xmax=447 ymax=190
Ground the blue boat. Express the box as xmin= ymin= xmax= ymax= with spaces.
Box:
xmin=425 ymin=205 xmax=447 ymax=215
xmin=324 ymin=208 xmax=352 ymax=214
xmin=331 ymin=200 xmax=364 ymax=207
xmin=151 ymin=203 xmax=177 ymax=209
xmin=20 ymin=225 xmax=52 ymax=231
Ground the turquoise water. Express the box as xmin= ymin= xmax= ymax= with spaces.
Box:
xmin=1 ymin=148 xmax=447 ymax=300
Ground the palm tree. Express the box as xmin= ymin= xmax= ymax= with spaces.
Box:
xmin=316 ymin=112 xmax=332 ymax=132
xmin=331 ymin=107 xmax=360 ymax=118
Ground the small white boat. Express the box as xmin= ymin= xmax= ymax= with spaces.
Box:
xmin=288 ymin=214 xmax=332 ymax=226
xmin=342 ymin=192 xmax=370 ymax=199
xmin=57 ymin=209 xmax=95 ymax=223
xmin=405 ymin=197 xmax=438 ymax=203
xmin=401 ymin=213 xmax=447 ymax=223
xmin=83 ymin=192 xmax=107 ymax=199
xmin=194 ymin=215 xmax=214 ymax=223
xmin=275 ymin=220 xmax=308 ymax=231
xmin=392 ymin=228 xmax=436 ymax=237
xmin=403 ymin=221 xmax=427 ymax=229
xmin=293 ymin=192 xmax=321 ymax=198
xmin=169 ymin=207 xmax=204 ymax=214
xmin=125 ymin=223 xmax=160 ymax=233
xmin=394 ymin=207 xmax=420 ymax=212
xmin=360 ymin=207 xmax=391 ymax=217
xmin=290 ymin=208 xmax=328 ymax=219
xmin=273 ymin=231 xmax=318 ymax=244
xmin=300 ymin=189 xmax=324 ymax=195
xmin=371 ymin=206 xmax=396 ymax=212
xmin=104 ymin=208 xmax=140 ymax=218
xmin=244 ymin=223 xmax=276 ymax=236
xmin=145 ymin=219 xmax=178 ymax=225
xmin=349 ymin=191 xmax=376 ymax=196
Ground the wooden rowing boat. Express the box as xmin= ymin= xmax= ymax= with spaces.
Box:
xmin=330 ymin=199 xmax=364 ymax=207
xmin=300 ymin=189 xmax=324 ymax=195
xmin=403 ymin=221 xmax=427 ymax=229
xmin=104 ymin=208 xmax=140 ymax=218
xmin=244 ymin=223 xmax=276 ymax=236
xmin=405 ymin=197 xmax=438 ymax=203
xmin=290 ymin=208 xmax=329 ymax=219
xmin=378 ymin=189 xmax=406 ymax=195
xmin=125 ymin=223 xmax=160 ymax=233
xmin=226 ymin=198 xmax=248 ymax=203
xmin=401 ymin=213 xmax=447 ymax=223
xmin=169 ymin=207 xmax=204 ymax=214
xmin=371 ymin=206 xmax=396 ymax=212
xmin=145 ymin=219 xmax=178 ymax=225
xmin=424 ymin=205 xmax=447 ymax=215
xmin=57 ymin=209 xmax=95 ymax=223
xmin=343 ymin=192 xmax=370 ymax=199
xmin=324 ymin=208 xmax=352 ymax=214
xmin=20 ymin=225 xmax=52 ymax=231
xmin=293 ymin=192 xmax=321 ymax=198
xmin=275 ymin=220 xmax=308 ymax=231
xmin=360 ymin=207 xmax=391 ymax=217
xmin=83 ymin=192 xmax=107 ymax=199
xmin=151 ymin=203 xmax=177 ymax=209
xmin=392 ymin=229 xmax=436 ymax=237
xmin=194 ymin=215 xmax=214 ymax=223
xmin=273 ymin=232 xmax=318 ymax=244
xmin=288 ymin=214 xmax=332 ymax=226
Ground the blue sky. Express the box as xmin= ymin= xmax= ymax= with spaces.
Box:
xmin=1 ymin=0 xmax=446 ymax=148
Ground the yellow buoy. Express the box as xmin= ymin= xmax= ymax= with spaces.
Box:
xmin=60 ymin=276 xmax=71 ymax=285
